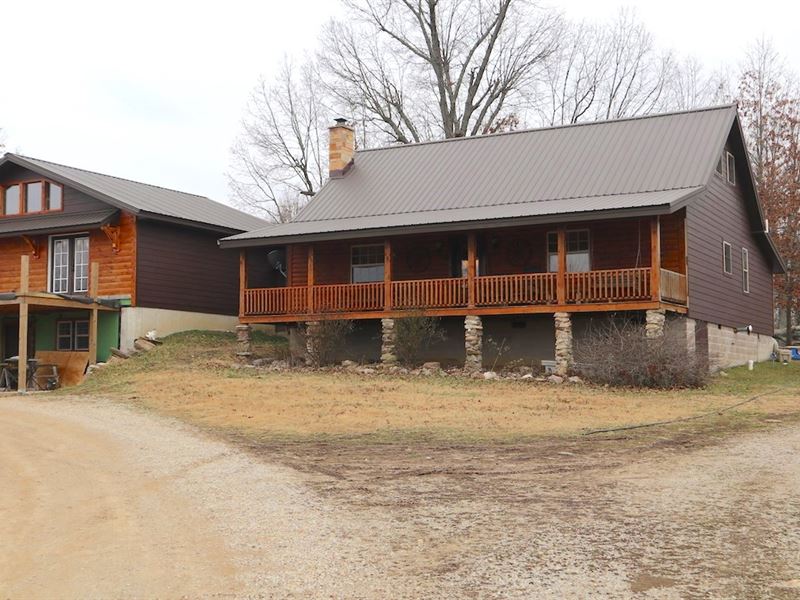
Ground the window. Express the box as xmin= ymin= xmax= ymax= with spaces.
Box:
xmin=547 ymin=230 xmax=590 ymax=272
xmin=46 ymin=182 xmax=62 ymax=210
xmin=56 ymin=320 xmax=90 ymax=351
xmin=1 ymin=180 xmax=63 ymax=216
xmin=715 ymin=155 xmax=724 ymax=177
xmin=3 ymin=184 xmax=20 ymax=215
xmin=50 ymin=235 xmax=90 ymax=294
xmin=351 ymin=244 xmax=384 ymax=283
xmin=25 ymin=182 xmax=43 ymax=212
xmin=742 ymin=247 xmax=750 ymax=293
xmin=726 ymin=152 xmax=736 ymax=185
xmin=722 ymin=241 xmax=732 ymax=274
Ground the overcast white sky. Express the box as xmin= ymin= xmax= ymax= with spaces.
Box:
xmin=1 ymin=0 xmax=798 ymax=206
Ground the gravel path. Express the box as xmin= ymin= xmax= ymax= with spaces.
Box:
xmin=2 ymin=395 xmax=799 ymax=598
xmin=0 ymin=396 xmax=413 ymax=599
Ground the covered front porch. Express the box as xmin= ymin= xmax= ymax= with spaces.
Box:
xmin=1 ymin=256 xmax=118 ymax=391
xmin=238 ymin=214 xmax=688 ymax=323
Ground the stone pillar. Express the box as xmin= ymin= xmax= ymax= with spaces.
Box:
xmin=464 ymin=315 xmax=483 ymax=372
xmin=235 ymin=324 xmax=253 ymax=363
xmin=304 ymin=320 xmax=321 ymax=366
xmin=380 ymin=318 xmax=397 ymax=365
xmin=554 ymin=312 xmax=573 ymax=376
xmin=645 ymin=309 xmax=666 ymax=339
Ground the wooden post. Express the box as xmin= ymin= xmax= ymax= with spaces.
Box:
xmin=307 ymin=245 xmax=315 ymax=313
xmin=19 ymin=255 xmax=29 ymax=294
xmin=467 ymin=233 xmax=477 ymax=308
xmin=239 ymin=250 xmax=246 ymax=317
xmin=650 ymin=216 xmax=661 ymax=301
xmin=18 ymin=301 xmax=28 ymax=392
xmin=384 ymin=239 xmax=392 ymax=310
xmin=556 ymin=227 xmax=567 ymax=304
xmin=89 ymin=262 xmax=99 ymax=298
xmin=88 ymin=308 xmax=99 ymax=365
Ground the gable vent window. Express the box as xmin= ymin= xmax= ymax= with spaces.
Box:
xmin=722 ymin=241 xmax=732 ymax=275
xmin=1 ymin=180 xmax=64 ymax=216
xmin=726 ymin=152 xmax=736 ymax=185
xmin=742 ymin=247 xmax=750 ymax=293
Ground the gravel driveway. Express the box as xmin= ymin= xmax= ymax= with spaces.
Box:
xmin=1 ymin=396 xmax=799 ymax=598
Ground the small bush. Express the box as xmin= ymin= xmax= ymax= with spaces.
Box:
xmin=301 ymin=320 xmax=354 ymax=367
xmin=395 ymin=315 xmax=446 ymax=366
xmin=574 ymin=319 xmax=708 ymax=389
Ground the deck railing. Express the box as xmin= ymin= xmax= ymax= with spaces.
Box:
xmin=392 ymin=277 xmax=468 ymax=309
xmin=241 ymin=266 xmax=687 ymax=317
xmin=476 ymin=273 xmax=557 ymax=306
xmin=313 ymin=282 xmax=384 ymax=313
xmin=565 ymin=267 xmax=651 ymax=304
xmin=660 ymin=268 xmax=688 ymax=304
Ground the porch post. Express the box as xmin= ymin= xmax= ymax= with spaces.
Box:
xmin=239 ymin=250 xmax=247 ymax=317
xmin=556 ymin=227 xmax=567 ymax=304
xmin=88 ymin=262 xmax=100 ymax=365
xmin=467 ymin=233 xmax=477 ymax=308
xmin=384 ymin=239 xmax=392 ymax=310
xmin=88 ymin=309 xmax=99 ymax=365
xmin=17 ymin=301 xmax=28 ymax=392
xmin=650 ymin=216 xmax=661 ymax=302
xmin=307 ymin=245 xmax=315 ymax=313
xmin=20 ymin=254 xmax=29 ymax=294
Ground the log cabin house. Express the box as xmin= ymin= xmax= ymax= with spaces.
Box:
xmin=0 ymin=154 xmax=266 ymax=390
xmin=220 ymin=105 xmax=784 ymax=372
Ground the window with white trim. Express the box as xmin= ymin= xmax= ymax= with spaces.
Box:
xmin=742 ymin=247 xmax=750 ymax=293
xmin=715 ymin=155 xmax=724 ymax=177
xmin=50 ymin=235 xmax=90 ymax=294
xmin=722 ymin=241 xmax=732 ymax=275
xmin=726 ymin=152 xmax=736 ymax=185
xmin=351 ymin=244 xmax=384 ymax=283
xmin=56 ymin=320 xmax=90 ymax=351
xmin=547 ymin=230 xmax=590 ymax=272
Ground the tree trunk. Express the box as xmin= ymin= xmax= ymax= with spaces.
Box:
xmin=787 ymin=289 xmax=794 ymax=346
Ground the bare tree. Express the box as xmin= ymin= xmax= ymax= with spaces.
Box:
xmin=228 ymin=57 xmax=326 ymax=223
xmin=535 ymin=10 xmax=676 ymax=126
xmin=323 ymin=0 xmax=561 ymax=141
xmin=738 ymin=42 xmax=800 ymax=344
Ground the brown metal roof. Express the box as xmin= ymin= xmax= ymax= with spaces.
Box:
xmin=0 ymin=154 xmax=268 ymax=233
xmin=222 ymin=104 xmax=738 ymax=247
xmin=0 ymin=209 xmax=118 ymax=238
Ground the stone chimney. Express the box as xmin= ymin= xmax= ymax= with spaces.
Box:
xmin=329 ymin=118 xmax=354 ymax=178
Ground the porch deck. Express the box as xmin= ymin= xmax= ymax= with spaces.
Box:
xmin=241 ymin=267 xmax=687 ymax=321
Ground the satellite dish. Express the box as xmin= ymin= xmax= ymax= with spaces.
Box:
xmin=267 ymin=249 xmax=287 ymax=277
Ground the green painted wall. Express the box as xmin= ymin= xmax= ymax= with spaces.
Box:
xmin=33 ymin=311 xmax=119 ymax=362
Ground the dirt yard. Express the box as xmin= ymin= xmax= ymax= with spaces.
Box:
xmin=3 ymin=332 xmax=799 ymax=598
xmin=2 ymin=395 xmax=800 ymax=598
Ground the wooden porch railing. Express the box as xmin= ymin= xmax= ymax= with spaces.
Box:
xmin=243 ymin=286 xmax=308 ymax=315
xmin=241 ymin=267 xmax=682 ymax=316
xmin=392 ymin=277 xmax=468 ymax=309
xmin=476 ymin=273 xmax=557 ymax=306
xmin=313 ymin=282 xmax=384 ymax=313
xmin=564 ymin=267 xmax=651 ymax=304
xmin=659 ymin=269 xmax=688 ymax=304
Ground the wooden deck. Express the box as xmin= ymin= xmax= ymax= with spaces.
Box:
xmin=241 ymin=267 xmax=687 ymax=321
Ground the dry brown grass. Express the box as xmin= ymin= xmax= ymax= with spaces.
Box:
xmin=71 ymin=331 xmax=800 ymax=442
